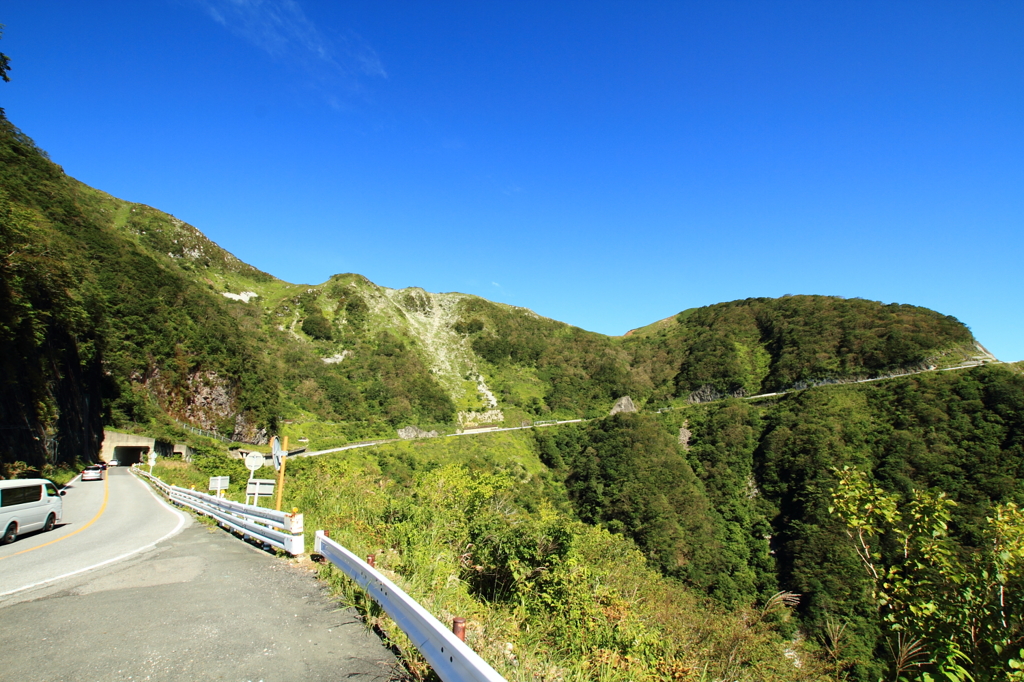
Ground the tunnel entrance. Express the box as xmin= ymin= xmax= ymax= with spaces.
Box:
xmin=113 ymin=446 xmax=149 ymax=465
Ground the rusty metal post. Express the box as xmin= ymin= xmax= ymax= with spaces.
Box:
xmin=367 ymin=554 xmax=376 ymax=568
xmin=452 ymin=617 xmax=466 ymax=642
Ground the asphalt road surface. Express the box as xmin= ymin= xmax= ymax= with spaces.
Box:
xmin=0 ymin=468 xmax=399 ymax=682
xmin=1 ymin=466 xmax=187 ymax=598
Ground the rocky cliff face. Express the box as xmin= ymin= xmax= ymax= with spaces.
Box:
xmin=0 ymin=326 xmax=106 ymax=468
xmin=183 ymin=371 xmax=233 ymax=430
xmin=232 ymin=414 xmax=269 ymax=445
xmin=609 ymin=396 xmax=637 ymax=415
xmin=143 ymin=369 xmax=268 ymax=445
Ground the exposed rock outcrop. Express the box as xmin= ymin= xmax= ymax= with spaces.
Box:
xmin=609 ymin=396 xmax=637 ymax=415
xmin=183 ymin=371 xmax=233 ymax=430
xmin=397 ymin=425 xmax=439 ymax=439
xmin=678 ymin=420 xmax=692 ymax=450
xmin=222 ymin=291 xmax=259 ymax=303
xmin=321 ymin=351 xmax=350 ymax=364
xmin=457 ymin=409 xmax=505 ymax=428
xmin=232 ymin=413 xmax=269 ymax=445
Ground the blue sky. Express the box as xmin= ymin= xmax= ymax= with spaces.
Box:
xmin=3 ymin=1 xmax=1022 ymax=359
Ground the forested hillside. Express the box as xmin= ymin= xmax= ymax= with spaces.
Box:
xmin=625 ymin=296 xmax=981 ymax=403
xmin=535 ymin=365 xmax=1024 ymax=681
xmin=0 ymin=113 xmax=280 ymax=468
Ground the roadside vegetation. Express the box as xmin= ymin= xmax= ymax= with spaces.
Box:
xmin=149 ymin=366 xmax=1024 ymax=681
xmin=151 ymin=431 xmax=831 ymax=682
xmin=0 ymin=458 xmax=84 ymax=486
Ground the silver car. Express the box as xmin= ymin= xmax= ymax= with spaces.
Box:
xmin=81 ymin=465 xmax=104 ymax=481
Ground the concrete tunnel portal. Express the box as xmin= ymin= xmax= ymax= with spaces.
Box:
xmin=100 ymin=430 xmax=193 ymax=465
xmin=112 ymin=445 xmax=149 ymax=465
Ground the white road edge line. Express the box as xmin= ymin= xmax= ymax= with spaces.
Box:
xmin=0 ymin=472 xmax=189 ymax=599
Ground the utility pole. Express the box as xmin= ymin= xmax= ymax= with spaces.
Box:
xmin=275 ymin=436 xmax=288 ymax=511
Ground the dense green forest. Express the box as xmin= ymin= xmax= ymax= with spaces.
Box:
xmin=532 ymin=365 xmax=1024 ymax=681
xmin=625 ymin=296 xmax=978 ymax=402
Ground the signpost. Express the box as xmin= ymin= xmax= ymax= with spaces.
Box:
xmin=238 ymin=439 xmax=300 ymax=508
xmin=271 ymin=436 xmax=284 ymax=472
xmin=245 ymin=479 xmax=276 ymax=506
xmin=241 ymin=451 xmax=267 ymax=505
xmin=244 ymin=452 xmax=264 ymax=476
xmin=209 ymin=475 xmax=230 ymax=498
xmin=147 ymin=451 xmax=157 ymax=474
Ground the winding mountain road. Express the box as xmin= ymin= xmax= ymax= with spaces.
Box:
xmin=1 ymin=468 xmax=398 ymax=682
xmin=0 ymin=467 xmax=188 ymax=599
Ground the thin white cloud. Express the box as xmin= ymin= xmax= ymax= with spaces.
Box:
xmin=354 ymin=44 xmax=387 ymax=78
xmin=191 ymin=0 xmax=387 ymax=84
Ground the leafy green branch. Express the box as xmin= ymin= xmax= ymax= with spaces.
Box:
xmin=830 ymin=466 xmax=1024 ymax=681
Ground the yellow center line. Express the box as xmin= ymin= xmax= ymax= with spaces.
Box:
xmin=0 ymin=474 xmax=110 ymax=561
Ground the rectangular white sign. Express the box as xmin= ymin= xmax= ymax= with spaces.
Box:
xmin=246 ymin=479 xmax=276 ymax=497
xmin=209 ymin=476 xmax=230 ymax=491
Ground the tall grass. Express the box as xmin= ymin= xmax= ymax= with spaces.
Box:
xmin=150 ymin=446 xmax=830 ymax=681
xmin=289 ymin=454 xmax=828 ymax=681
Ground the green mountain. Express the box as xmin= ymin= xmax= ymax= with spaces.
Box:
xmin=0 ymin=111 xmax=994 ymax=462
xmin=0 ymin=114 xmax=280 ymax=466
xmin=4 ymin=112 xmax=1022 ymax=680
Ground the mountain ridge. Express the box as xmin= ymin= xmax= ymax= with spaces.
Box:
xmin=0 ymin=112 xmax=986 ymax=462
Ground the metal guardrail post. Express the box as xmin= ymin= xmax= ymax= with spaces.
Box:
xmin=133 ymin=468 xmax=304 ymax=555
xmin=314 ymin=531 xmax=507 ymax=682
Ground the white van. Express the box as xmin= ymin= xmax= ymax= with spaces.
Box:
xmin=0 ymin=479 xmax=65 ymax=545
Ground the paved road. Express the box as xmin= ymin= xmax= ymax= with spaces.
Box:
xmin=0 ymin=467 xmax=187 ymax=597
xmin=298 ymin=418 xmax=588 ymax=459
xmin=1 ymin=468 xmax=399 ymax=682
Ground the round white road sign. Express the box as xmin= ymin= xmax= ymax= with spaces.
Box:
xmin=244 ymin=452 xmax=265 ymax=472
xmin=147 ymin=452 xmax=157 ymax=466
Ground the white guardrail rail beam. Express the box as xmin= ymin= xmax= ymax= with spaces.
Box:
xmin=315 ymin=531 xmax=507 ymax=682
xmin=133 ymin=467 xmax=304 ymax=555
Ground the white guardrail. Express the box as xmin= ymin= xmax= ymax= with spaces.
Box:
xmin=133 ymin=467 xmax=304 ymax=555
xmin=134 ymin=467 xmax=505 ymax=681
xmin=314 ymin=531 xmax=507 ymax=682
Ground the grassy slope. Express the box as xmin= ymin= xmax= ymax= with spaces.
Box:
xmin=152 ymin=429 xmax=830 ymax=682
